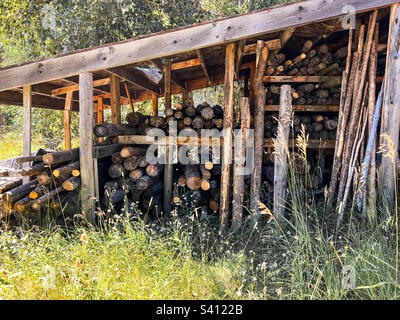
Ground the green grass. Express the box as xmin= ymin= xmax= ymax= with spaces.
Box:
xmin=0 ymin=207 xmax=399 ymax=300
xmin=0 ymin=128 xmax=399 ymax=300
xmin=0 ymin=132 xmax=45 ymax=161
xmin=0 ymin=131 xmax=79 ymax=161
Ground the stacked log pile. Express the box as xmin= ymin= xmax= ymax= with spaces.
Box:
xmin=0 ymin=149 xmax=82 ymax=218
xmin=164 ymin=101 xmax=225 ymax=134
xmin=266 ymin=83 xmax=341 ymax=106
xmin=264 ymin=113 xmax=338 ymax=140
xmin=266 ymin=41 xmax=346 ymax=77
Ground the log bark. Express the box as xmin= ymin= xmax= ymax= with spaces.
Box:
xmin=62 ymin=177 xmax=81 ymax=191
xmin=273 ymin=85 xmax=292 ymax=222
xmin=185 ymin=165 xmax=202 ymax=191
xmin=1 ymin=179 xmax=38 ymax=203
xmin=42 ymin=148 xmax=79 ymax=165
xmin=108 ymin=164 xmax=127 ymax=179
xmin=250 ymin=41 xmax=269 ymax=220
xmin=53 ymin=161 xmax=80 ymax=178
xmin=93 ymin=123 xmax=137 ymax=137
xmin=14 ymin=195 xmax=31 ymax=212
xmin=123 ymin=156 xmax=138 ymax=171
xmin=0 ymin=179 xmax=22 ymax=194
xmin=232 ymin=97 xmax=250 ymax=226
xmin=120 ymin=147 xmax=147 ymax=158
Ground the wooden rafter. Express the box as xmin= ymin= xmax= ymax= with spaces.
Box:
xmin=150 ymin=58 xmax=186 ymax=89
xmin=107 ymin=67 xmax=160 ymax=95
xmin=0 ymin=0 xmax=396 ymax=91
xmin=52 ymin=78 xmax=111 ymax=95
xmin=196 ymin=49 xmax=212 ymax=84
xmin=235 ymin=39 xmax=246 ymax=78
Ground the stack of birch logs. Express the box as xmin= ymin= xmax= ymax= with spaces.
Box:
xmin=264 ymin=113 xmax=338 ymax=140
xmin=164 ymin=101 xmax=224 ymax=134
xmin=0 ymin=148 xmax=81 ymax=219
xmin=266 ymin=83 xmax=341 ymax=106
xmin=105 ymin=145 xmax=165 ymax=217
xmin=327 ymin=11 xmax=382 ymax=217
xmin=266 ymin=41 xmax=346 ymax=77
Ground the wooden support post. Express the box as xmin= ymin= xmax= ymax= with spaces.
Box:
xmin=97 ymin=97 xmax=104 ymax=124
xmin=79 ymin=72 xmax=96 ymax=223
xmin=22 ymin=85 xmax=32 ymax=184
xmin=273 ymin=84 xmax=292 ymax=222
xmin=220 ymin=42 xmax=235 ymax=227
xmin=379 ymin=4 xmax=400 ymax=206
xmin=249 ymin=61 xmax=256 ymax=119
xmin=164 ymin=58 xmax=173 ymax=216
xmin=110 ymin=75 xmax=121 ymax=124
xmin=63 ymin=92 xmax=73 ymax=150
xmin=152 ymin=94 xmax=159 ymax=116
xmin=250 ymin=41 xmax=269 ymax=221
xmin=232 ymin=97 xmax=250 ymax=227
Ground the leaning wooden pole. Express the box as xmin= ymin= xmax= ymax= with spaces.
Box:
xmin=250 ymin=41 xmax=269 ymax=221
xmin=327 ymin=29 xmax=353 ymax=208
xmin=337 ymin=11 xmax=378 ymax=208
xmin=232 ymin=97 xmax=250 ymax=227
xmin=273 ymin=85 xmax=292 ymax=222
xmin=366 ymin=23 xmax=379 ymax=211
xmin=220 ymin=42 xmax=235 ymax=227
xmin=379 ymin=4 xmax=400 ymax=207
xmin=355 ymin=83 xmax=385 ymax=214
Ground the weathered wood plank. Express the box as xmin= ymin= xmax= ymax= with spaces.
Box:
xmin=274 ymin=85 xmax=292 ymax=222
xmin=79 ymin=72 xmax=96 ymax=223
xmin=63 ymin=92 xmax=73 ymax=150
xmin=164 ymin=58 xmax=173 ymax=216
xmin=379 ymin=4 xmax=400 ymax=206
xmin=110 ymin=75 xmax=121 ymax=124
xmin=52 ymin=78 xmax=110 ymax=95
xmin=0 ymin=0 xmax=395 ymax=91
xmin=22 ymin=85 xmax=32 ymax=184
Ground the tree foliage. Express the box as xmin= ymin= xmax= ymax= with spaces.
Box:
xmin=0 ymin=0 xmax=290 ymax=151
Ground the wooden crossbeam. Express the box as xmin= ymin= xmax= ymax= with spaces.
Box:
xmin=266 ymin=105 xmax=339 ymax=112
xmin=52 ymin=78 xmax=111 ymax=95
xmin=107 ymin=67 xmax=160 ymax=95
xmin=114 ymin=135 xmax=336 ymax=149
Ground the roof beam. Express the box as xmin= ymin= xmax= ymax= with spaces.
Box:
xmin=52 ymin=78 xmax=111 ymax=95
xmin=0 ymin=90 xmax=80 ymax=111
xmin=150 ymin=59 xmax=186 ymax=89
xmin=107 ymin=67 xmax=161 ymax=95
xmin=0 ymin=0 xmax=394 ymax=91
xmin=196 ymin=49 xmax=212 ymax=84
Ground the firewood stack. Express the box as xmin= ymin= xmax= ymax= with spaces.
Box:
xmin=104 ymin=146 xmax=166 ymax=217
xmin=165 ymin=101 xmax=224 ymax=134
xmin=0 ymin=149 xmax=81 ymax=219
xmin=266 ymin=41 xmax=346 ymax=77
xmin=264 ymin=113 xmax=338 ymax=140
xmin=266 ymin=83 xmax=341 ymax=106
